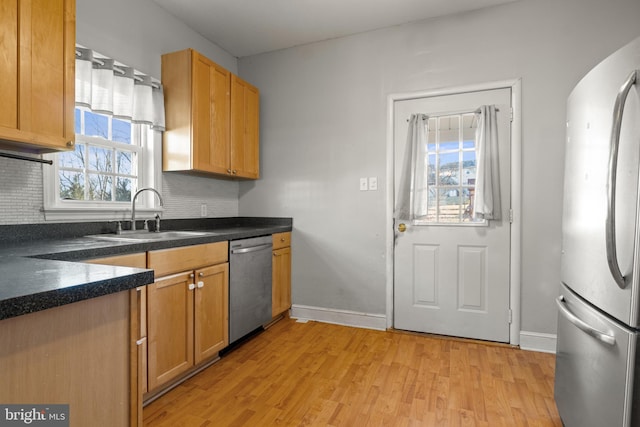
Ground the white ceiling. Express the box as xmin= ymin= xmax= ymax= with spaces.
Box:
xmin=152 ymin=0 xmax=518 ymax=58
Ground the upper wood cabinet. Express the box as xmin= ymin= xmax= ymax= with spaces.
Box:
xmin=231 ymin=75 xmax=260 ymax=179
xmin=162 ymin=48 xmax=260 ymax=179
xmin=0 ymin=0 xmax=75 ymax=153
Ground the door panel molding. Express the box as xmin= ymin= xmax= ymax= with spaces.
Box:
xmin=458 ymin=245 xmax=488 ymax=312
xmin=413 ymin=244 xmax=439 ymax=306
xmin=385 ymin=79 xmax=522 ymax=345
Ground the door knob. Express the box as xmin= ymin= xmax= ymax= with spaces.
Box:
xmin=398 ymin=223 xmax=407 ymax=232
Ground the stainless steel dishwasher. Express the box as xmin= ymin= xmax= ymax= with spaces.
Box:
xmin=229 ymin=235 xmax=273 ymax=344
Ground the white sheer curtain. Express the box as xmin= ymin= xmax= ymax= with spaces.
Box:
xmin=75 ymin=47 xmax=165 ymax=130
xmin=473 ymin=105 xmax=501 ymax=220
xmin=396 ymin=114 xmax=429 ymax=222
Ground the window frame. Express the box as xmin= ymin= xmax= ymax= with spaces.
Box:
xmin=413 ymin=113 xmax=487 ymax=227
xmin=43 ymin=110 xmax=163 ymax=222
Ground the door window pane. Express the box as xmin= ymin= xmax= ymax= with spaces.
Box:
xmin=417 ymin=112 xmax=483 ymax=224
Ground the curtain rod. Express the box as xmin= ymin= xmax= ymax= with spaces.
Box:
xmin=0 ymin=151 xmax=53 ymax=165
xmin=406 ymin=107 xmax=500 ymax=122
xmin=75 ymin=49 xmax=161 ymax=89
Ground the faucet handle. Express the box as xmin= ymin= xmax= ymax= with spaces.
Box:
xmin=154 ymin=214 xmax=161 ymax=233
xmin=110 ymin=221 xmax=122 ymax=235
xmin=143 ymin=220 xmax=149 ymax=231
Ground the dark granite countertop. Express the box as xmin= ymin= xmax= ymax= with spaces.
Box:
xmin=0 ymin=217 xmax=292 ymax=320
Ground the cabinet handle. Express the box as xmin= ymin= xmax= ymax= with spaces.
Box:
xmin=232 ymin=170 xmax=237 ymax=175
xmin=281 ymin=238 xmax=285 ymax=242
xmin=136 ymin=337 xmax=147 ymax=346
xmin=189 ymin=273 xmax=195 ymax=279
xmin=227 ymin=169 xmax=232 ymax=174
xmin=197 ymin=281 xmax=204 ymax=288
xmin=199 ymin=272 xmax=204 ymax=277
xmin=188 ymin=283 xmax=196 ymax=291
xmin=66 ymin=140 xmax=75 ymax=148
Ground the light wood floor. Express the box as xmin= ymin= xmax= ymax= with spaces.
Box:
xmin=144 ymin=318 xmax=562 ymax=426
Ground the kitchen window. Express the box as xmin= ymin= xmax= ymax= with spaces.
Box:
xmin=43 ymin=110 xmax=160 ymax=221
xmin=42 ymin=47 xmax=165 ymax=221
xmin=59 ymin=108 xmax=140 ymax=203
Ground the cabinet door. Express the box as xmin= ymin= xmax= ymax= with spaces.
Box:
xmin=272 ymin=247 xmax=292 ymax=317
xmin=193 ymin=51 xmax=230 ymax=174
xmin=147 ymin=272 xmax=194 ymax=391
xmin=230 ymin=75 xmax=260 ymax=179
xmin=194 ymin=263 xmax=229 ymax=363
xmin=0 ymin=0 xmax=75 ymax=152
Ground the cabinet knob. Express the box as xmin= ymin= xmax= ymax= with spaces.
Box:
xmin=232 ymin=170 xmax=238 ymax=175
xmin=199 ymin=272 xmax=204 ymax=277
xmin=189 ymin=273 xmax=195 ymax=279
xmin=66 ymin=140 xmax=75 ymax=148
xmin=281 ymin=238 xmax=285 ymax=242
xmin=227 ymin=169 xmax=232 ymax=174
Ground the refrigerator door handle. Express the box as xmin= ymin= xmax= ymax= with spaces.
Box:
xmin=606 ymin=69 xmax=639 ymax=289
xmin=556 ymin=295 xmax=616 ymax=346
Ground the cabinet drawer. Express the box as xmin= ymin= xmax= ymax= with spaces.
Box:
xmin=148 ymin=242 xmax=228 ymax=277
xmin=272 ymin=232 xmax=291 ymax=250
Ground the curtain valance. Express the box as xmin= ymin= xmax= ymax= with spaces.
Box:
xmin=75 ymin=47 xmax=165 ymax=131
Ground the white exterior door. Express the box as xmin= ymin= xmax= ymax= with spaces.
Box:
xmin=393 ymin=88 xmax=512 ymax=342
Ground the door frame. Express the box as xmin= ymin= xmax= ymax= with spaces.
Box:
xmin=385 ymin=79 xmax=522 ymax=345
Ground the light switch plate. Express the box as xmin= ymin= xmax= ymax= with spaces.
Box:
xmin=200 ymin=203 xmax=207 ymax=217
xmin=369 ymin=177 xmax=378 ymax=191
xmin=359 ymin=177 xmax=368 ymax=191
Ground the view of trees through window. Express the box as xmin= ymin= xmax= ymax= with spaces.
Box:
xmin=58 ymin=108 xmax=139 ymax=203
xmin=421 ymin=113 xmax=483 ymax=224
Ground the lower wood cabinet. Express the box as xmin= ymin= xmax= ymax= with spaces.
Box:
xmin=272 ymin=232 xmax=292 ymax=317
xmin=0 ymin=290 xmax=134 ymax=427
xmin=146 ymin=263 xmax=228 ymax=391
xmin=146 ymin=242 xmax=229 ymax=394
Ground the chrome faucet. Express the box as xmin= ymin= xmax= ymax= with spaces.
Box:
xmin=131 ymin=188 xmax=164 ymax=231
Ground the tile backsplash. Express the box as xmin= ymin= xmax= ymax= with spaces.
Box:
xmin=0 ymin=157 xmax=240 ymax=225
xmin=0 ymin=157 xmax=45 ymax=224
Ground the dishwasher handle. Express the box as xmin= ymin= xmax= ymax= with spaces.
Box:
xmin=556 ymin=295 xmax=616 ymax=346
xmin=230 ymin=243 xmax=273 ymax=254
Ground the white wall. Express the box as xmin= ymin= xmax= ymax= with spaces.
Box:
xmin=78 ymin=0 xmax=241 ymax=220
xmin=237 ymin=0 xmax=640 ymax=335
xmin=0 ymin=0 xmax=241 ymax=224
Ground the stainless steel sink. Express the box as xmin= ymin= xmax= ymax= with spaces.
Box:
xmin=88 ymin=230 xmax=213 ymax=242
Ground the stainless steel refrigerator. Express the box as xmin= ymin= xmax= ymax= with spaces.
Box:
xmin=555 ymin=36 xmax=640 ymax=427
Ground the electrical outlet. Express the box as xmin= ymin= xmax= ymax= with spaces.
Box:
xmin=200 ymin=203 xmax=207 ymax=217
xmin=368 ymin=177 xmax=378 ymax=191
xmin=359 ymin=177 xmax=368 ymax=191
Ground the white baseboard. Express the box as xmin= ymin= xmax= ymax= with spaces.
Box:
xmin=519 ymin=331 xmax=557 ymax=353
xmin=290 ymin=306 xmax=556 ymax=354
xmin=290 ymin=304 xmax=387 ymax=331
